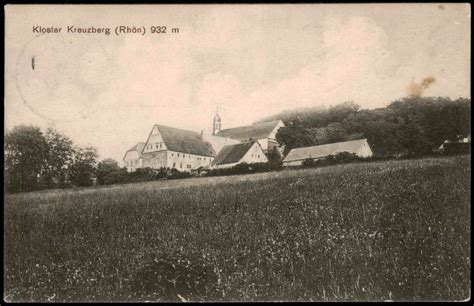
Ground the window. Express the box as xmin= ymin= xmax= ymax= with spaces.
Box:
xmin=160 ymin=143 xmax=162 ymax=148
xmin=180 ymin=163 xmax=183 ymax=168
xmin=171 ymin=153 xmax=174 ymax=156
xmin=178 ymin=153 xmax=180 ymax=157
xmin=173 ymin=162 xmax=176 ymax=168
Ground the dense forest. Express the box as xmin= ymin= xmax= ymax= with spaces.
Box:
xmin=257 ymin=96 xmax=471 ymax=156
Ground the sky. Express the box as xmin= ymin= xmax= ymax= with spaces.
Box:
xmin=5 ymin=4 xmax=471 ymax=163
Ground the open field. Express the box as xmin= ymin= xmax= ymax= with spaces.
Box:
xmin=4 ymin=155 xmax=471 ymax=302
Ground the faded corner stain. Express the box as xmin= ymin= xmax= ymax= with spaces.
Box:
xmin=407 ymin=76 xmax=436 ymax=97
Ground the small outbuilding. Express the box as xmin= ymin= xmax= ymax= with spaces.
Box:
xmin=438 ymin=135 xmax=471 ymax=154
xmin=282 ymin=138 xmax=373 ymax=167
xmin=209 ymin=140 xmax=268 ymax=169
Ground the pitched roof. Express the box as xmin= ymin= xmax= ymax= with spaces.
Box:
xmin=216 ymin=120 xmax=282 ymax=141
xmin=154 ymin=125 xmax=215 ymax=157
xmin=211 ymin=141 xmax=257 ymax=166
xmin=127 ymin=142 xmax=145 ymax=153
xmin=123 ymin=142 xmax=145 ymax=160
xmin=283 ymin=139 xmax=370 ymax=162
xmin=201 ymin=133 xmax=240 ymax=155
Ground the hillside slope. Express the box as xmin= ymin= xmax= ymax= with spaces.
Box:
xmin=4 ymin=155 xmax=470 ymax=302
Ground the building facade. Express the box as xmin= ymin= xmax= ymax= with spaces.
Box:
xmin=123 ymin=142 xmax=145 ymax=172
xmin=123 ymin=112 xmax=286 ymax=172
xmin=210 ymin=140 xmax=268 ymax=169
xmin=141 ymin=125 xmax=215 ymax=171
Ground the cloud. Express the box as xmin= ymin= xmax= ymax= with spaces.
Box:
xmin=194 ymin=16 xmax=393 ymax=126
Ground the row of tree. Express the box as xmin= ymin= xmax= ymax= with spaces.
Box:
xmin=5 ymin=125 xmax=99 ymax=193
xmin=266 ymin=96 xmax=470 ymax=156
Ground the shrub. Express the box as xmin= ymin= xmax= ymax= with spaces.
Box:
xmin=126 ymin=167 xmax=167 ymax=182
xmin=102 ymin=168 xmax=128 ymax=185
xmin=167 ymin=168 xmax=192 ymax=180
xmin=205 ymin=162 xmax=281 ymax=177
xmin=302 ymin=158 xmax=317 ymax=168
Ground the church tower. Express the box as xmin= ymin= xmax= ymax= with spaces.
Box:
xmin=212 ymin=107 xmax=221 ymax=135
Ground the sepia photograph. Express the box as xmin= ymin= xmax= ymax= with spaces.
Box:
xmin=4 ymin=3 xmax=471 ymax=302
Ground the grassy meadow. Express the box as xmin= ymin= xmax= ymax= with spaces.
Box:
xmin=4 ymin=155 xmax=471 ymax=302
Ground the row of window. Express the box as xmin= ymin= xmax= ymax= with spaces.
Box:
xmin=170 ymin=152 xmax=211 ymax=161
xmin=146 ymin=142 xmax=164 ymax=151
xmin=171 ymin=163 xmax=193 ymax=169
xmin=145 ymin=149 xmax=212 ymax=163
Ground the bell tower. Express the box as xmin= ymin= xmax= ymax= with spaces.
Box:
xmin=212 ymin=106 xmax=221 ymax=135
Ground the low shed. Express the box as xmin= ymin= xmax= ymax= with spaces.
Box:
xmin=282 ymin=138 xmax=373 ymax=167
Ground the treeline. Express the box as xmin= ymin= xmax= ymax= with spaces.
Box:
xmin=259 ymin=96 xmax=470 ymax=156
xmin=5 ymin=125 xmax=99 ymax=193
xmin=96 ymin=162 xmax=281 ymax=186
xmin=204 ymin=162 xmax=281 ymax=177
xmin=96 ymin=163 xmax=192 ymax=186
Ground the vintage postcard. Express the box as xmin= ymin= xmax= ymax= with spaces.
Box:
xmin=4 ymin=4 xmax=471 ymax=302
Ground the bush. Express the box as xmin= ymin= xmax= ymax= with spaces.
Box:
xmin=168 ymin=168 xmax=192 ymax=180
xmin=205 ymin=162 xmax=282 ymax=177
xmin=102 ymin=168 xmax=128 ymax=185
xmin=302 ymin=158 xmax=317 ymax=168
xmin=74 ymin=170 xmax=95 ymax=187
xmin=302 ymin=152 xmax=363 ymax=169
xmin=333 ymin=152 xmax=361 ymax=163
xmin=126 ymin=167 xmax=167 ymax=183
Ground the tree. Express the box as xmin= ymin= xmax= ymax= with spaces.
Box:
xmin=69 ymin=146 xmax=98 ymax=187
xmin=268 ymin=97 xmax=470 ymax=157
xmin=266 ymin=146 xmax=283 ymax=165
xmin=5 ymin=125 xmax=49 ymax=192
xmin=276 ymin=118 xmax=314 ymax=155
xmin=309 ymin=122 xmax=350 ymax=145
xmin=102 ymin=167 xmax=128 ymax=185
xmin=43 ymin=128 xmax=75 ymax=188
xmin=96 ymin=158 xmax=121 ymax=185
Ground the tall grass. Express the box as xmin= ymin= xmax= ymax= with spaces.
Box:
xmin=4 ymin=155 xmax=470 ymax=302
